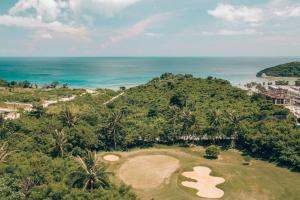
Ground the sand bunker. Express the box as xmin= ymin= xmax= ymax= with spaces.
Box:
xmin=182 ymin=166 xmax=225 ymax=199
xmin=103 ymin=154 xmax=120 ymax=162
xmin=119 ymin=155 xmax=179 ymax=189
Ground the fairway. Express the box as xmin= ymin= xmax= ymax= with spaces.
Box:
xmin=101 ymin=146 xmax=300 ymax=200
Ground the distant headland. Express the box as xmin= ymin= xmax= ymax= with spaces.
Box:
xmin=257 ymin=61 xmax=300 ymax=78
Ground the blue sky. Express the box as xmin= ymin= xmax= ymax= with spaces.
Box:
xmin=0 ymin=0 xmax=299 ymax=56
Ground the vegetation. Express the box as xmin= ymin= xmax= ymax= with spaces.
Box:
xmin=257 ymin=61 xmax=300 ymax=77
xmin=204 ymin=145 xmax=220 ymax=159
xmin=0 ymin=79 xmax=35 ymax=88
xmin=105 ymin=147 xmax=300 ymax=200
xmin=0 ymin=73 xmax=299 ymax=199
xmin=243 ymin=155 xmax=252 ymax=165
xmin=275 ymin=80 xmax=289 ymax=86
xmin=0 ymin=87 xmax=85 ymax=104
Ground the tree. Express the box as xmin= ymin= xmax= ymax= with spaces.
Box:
xmin=72 ymin=151 xmax=110 ymax=191
xmin=52 ymin=129 xmax=67 ymax=158
xmin=30 ymin=104 xmax=46 ymax=118
xmin=60 ymin=107 xmax=76 ymax=128
xmin=21 ymin=177 xmax=35 ymax=200
xmin=50 ymin=81 xmax=60 ymax=88
xmin=169 ymin=93 xmax=186 ymax=109
xmin=205 ymin=110 xmax=224 ymax=143
xmin=181 ymin=109 xmax=196 ymax=135
xmin=204 ymin=145 xmax=220 ymax=159
xmin=243 ymin=155 xmax=252 ymax=165
xmin=107 ymin=111 xmax=124 ymax=150
xmin=0 ymin=143 xmax=15 ymax=163
xmin=224 ymin=110 xmax=243 ymax=148
xmin=62 ymin=83 xmax=69 ymax=88
xmin=167 ymin=106 xmax=182 ymax=142
xmin=0 ymin=114 xmax=11 ymax=139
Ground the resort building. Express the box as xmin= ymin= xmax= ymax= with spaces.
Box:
xmin=261 ymin=86 xmax=300 ymax=124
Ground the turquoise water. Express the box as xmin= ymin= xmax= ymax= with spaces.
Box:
xmin=0 ymin=57 xmax=299 ymax=89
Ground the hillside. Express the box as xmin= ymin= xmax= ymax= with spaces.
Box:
xmin=0 ymin=74 xmax=299 ymax=199
xmin=257 ymin=61 xmax=300 ymax=77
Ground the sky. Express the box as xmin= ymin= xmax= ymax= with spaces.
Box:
xmin=0 ymin=0 xmax=299 ymax=57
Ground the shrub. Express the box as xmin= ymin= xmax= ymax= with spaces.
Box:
xmin=243 ymin=155 xmax=252 ymax=165
xmin=204 ymin=145 xmax=220 ymax=159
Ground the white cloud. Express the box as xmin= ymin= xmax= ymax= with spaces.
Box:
xmin=0 ymin=15 xmax=86 ymax=36
xmin=273 ymin=6 xmax=300 ymax=17
xmin=41 ymin=33 xmax=53 ymax=39
xmin=202 ymin=29 xmax=261 ymax=36
xmin=1 ymin=0 xmax=142 ymax=37
xmin=69 ymin=0 xmax=142 ymax=17
xmin=9 ymin=0 xmax=141 ymax=20
xmin=208 ymin=3 xmax=264 ymax=24
xmin=9 ymin=0 xmax=64 ymax=22
xmin=144 ymin=32 xmax=164 ymax=37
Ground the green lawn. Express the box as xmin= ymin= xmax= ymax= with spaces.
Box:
xmin=100 ymin=146 xmax=300 ymax=200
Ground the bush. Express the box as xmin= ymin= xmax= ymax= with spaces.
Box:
xmin=243 ymin=155 xmax=252 ymax=165
xmin=204 ymin=145 xmax=220 ymax=159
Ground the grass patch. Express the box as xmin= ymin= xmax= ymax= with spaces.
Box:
xmin=101 ymin=146 xmax=300 ymax=200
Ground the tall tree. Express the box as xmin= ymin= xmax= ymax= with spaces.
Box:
xmin=164 ymin=106 xmax=183 ymax=142
xmin=0 ymin=114 xmax=11 ymax=139
xmin=107 ymin=111 xmax=123 ymax=150
xmin=52 ymin=129 xmax=67 ymax=157
xmin=225 ymin=110 xmax=243 ymax=148
xmin=72 ymin=151 xmax=110 ymax=191
xmin=0 ymin=143 xmax=15 ymax=163
xmin=205 ymin=110 xmax=224 ymax=144
xmin=60 ymin=107 xmax=76 ymax=128
xmin=21 ymin=177 xmax=35 ymax=200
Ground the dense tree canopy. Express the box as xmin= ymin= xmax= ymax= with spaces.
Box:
xmin=0 ymin=73 xmax=299 ymax=199
xmin=257 ymin=61 xmax=300 ymax=77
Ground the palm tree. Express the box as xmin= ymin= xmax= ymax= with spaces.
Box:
xmin=72 ymin=151 xmax=110 ymax=191
xmin=107 ymin=111 xmax=123 ymax=150
xmin=205 ymin=110 xmax=224 ymax=143
xmin=52 ymin=129 xmax=67 ymax=157
xmin=60 ymin=107 xmax=76 ymax=128
xmin=225 ymin=110 xmax=242 ymax=148
xmin=21 ymin=177 xmax=35 ymax=200
xmin=0 ymin=143 xmax=15 ymax=163
xmin=181 ymin=109 xmax=196 ymax=133
xmin=0 ymin=114 xmax=11 ymax=139
xmin=169 ymin=106 xmax=182 ymax=141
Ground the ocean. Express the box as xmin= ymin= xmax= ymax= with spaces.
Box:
xmin=0 ymin=57 xmax=299 ymax=89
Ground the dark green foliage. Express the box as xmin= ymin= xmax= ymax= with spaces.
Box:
xmin=275 ymin=80 xmax=289 ymax=85
xmin=257 ymin=61 xmax=300 ymax=77
xmin=0 ymin=79 xmax=33 ymax=88
xmin=0 ymin=73 xmax=299 ymax=199
xmin=205 ymin=145 xmax=220 ymax=159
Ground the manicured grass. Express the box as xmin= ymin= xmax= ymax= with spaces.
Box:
xmin=100 ymin=146 xmax=300 ymax=200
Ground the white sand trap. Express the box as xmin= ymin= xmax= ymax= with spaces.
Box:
xmin=103 ymin=154 xmax=120 ymax=162
xmin=119 ymin=155 xmax=179 ymax=189
xmin=182 ymin=166 xmax=225 ymax=199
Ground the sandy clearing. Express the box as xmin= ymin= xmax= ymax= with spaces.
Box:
xmin=103 ymin=154 xmax=120 ymax=162
xmin=119 ymin=155 xmax=179 ymax=189
xmin=182 ymin=166 xmax=225 ymax=199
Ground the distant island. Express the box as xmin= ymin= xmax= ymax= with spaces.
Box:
xmin=257 ymin=61 xmax=300 ymax=77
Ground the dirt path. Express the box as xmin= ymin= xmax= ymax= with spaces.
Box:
xmin=104 ymin=92 xmax=124 ymax=105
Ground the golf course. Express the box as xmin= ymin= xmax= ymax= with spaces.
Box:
xmin=100 ymin=146 xmax=300 ymax=200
